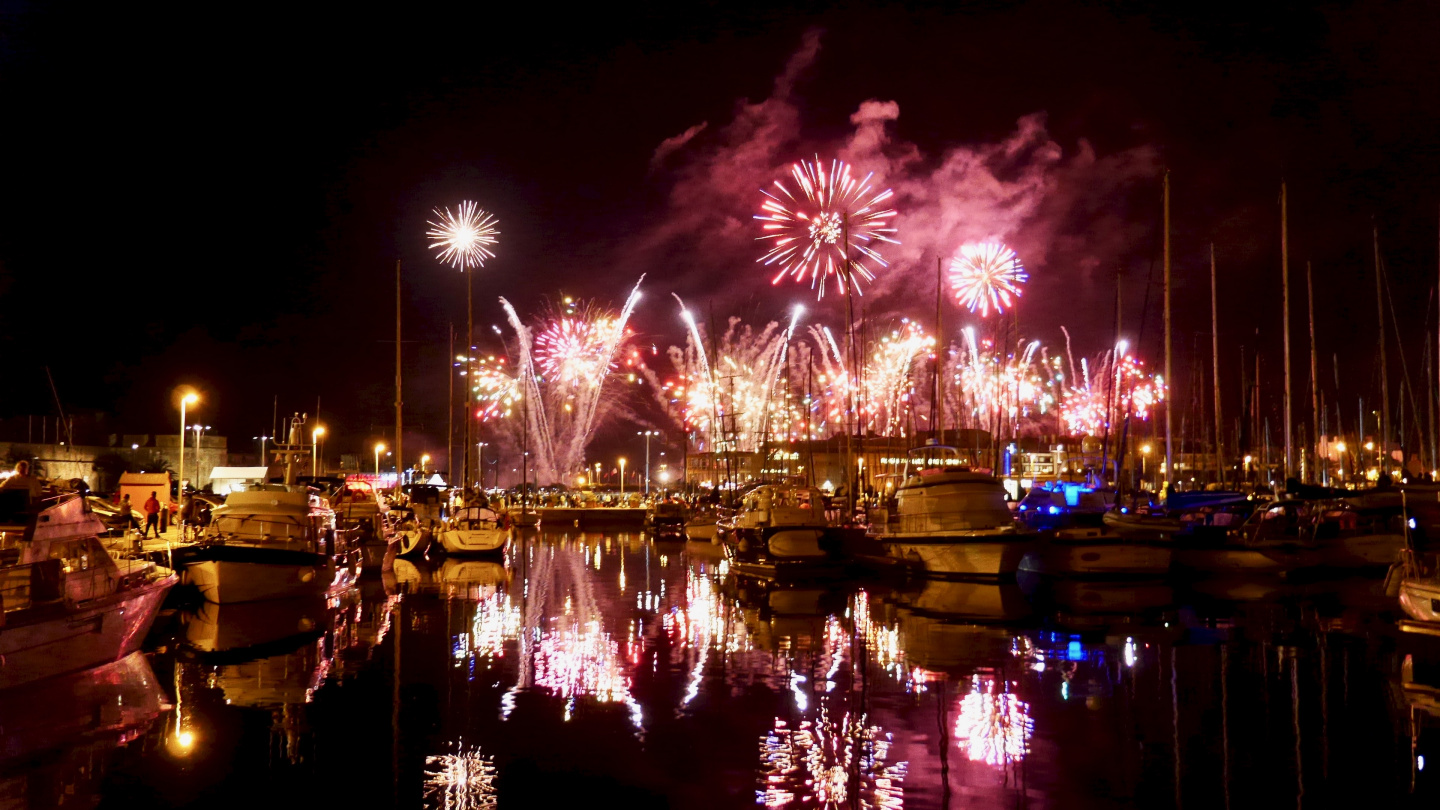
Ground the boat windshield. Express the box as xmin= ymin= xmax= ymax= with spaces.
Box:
xmin=904 ymin=445 xmax=967 ymax=477
xmin=211 ymin=514 xmax=309 ymax=540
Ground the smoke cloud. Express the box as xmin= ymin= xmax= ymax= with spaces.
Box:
xmin=633 ymin=30 xmax=1159 ymax=350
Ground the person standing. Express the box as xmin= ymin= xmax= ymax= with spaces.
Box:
xmin=118 ymin=493 xmax=137 ymax=533
xmin=142 ymin=491 xmax=162 ymax=538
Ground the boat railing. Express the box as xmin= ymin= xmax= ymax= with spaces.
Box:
xmin=898 ymin=509 xmax=1016 ymax=533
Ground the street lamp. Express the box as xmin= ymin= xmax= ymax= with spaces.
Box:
xmin=637 ymin=430 xmax=659 ymax=496
xmin=190 ymin=424 xmax=210 ymax=488
xmin=1336 ymin=442 xmax=1347 ymax=483
xmin=374 ymin=443 xmax=386 ymax=478
xmin=618 ymin=457 xmax=627 ymax=497
xmin=1140 ymin=444 xmax=1152 ymax=490
xmin=178 ymin=393 xmax=198 ymax=494
xmin=420 ymin=454 xmax=431 ymax=483
xmin=311 ymin=426 xmax=325 ymax=478
xmin=254 ymin=435 xmax=272 ymax=466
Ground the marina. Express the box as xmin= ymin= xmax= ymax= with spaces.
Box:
xmin=5 ymin=2 xmax=1440 ymax=806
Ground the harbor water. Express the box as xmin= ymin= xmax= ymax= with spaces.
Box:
xmin=6 ymin=531 xmax=1440 ymax=808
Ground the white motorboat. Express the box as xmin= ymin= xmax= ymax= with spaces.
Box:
xmin=880 ymin=444 xmax=1038 ymax=579
xmin=0 ymin=490 xmax=176 ymax=690
xmin=181 ymin=415 xmax=360 ymax=604
xmin=395 ymin=484 xmax=443 ymax=558
xmin=439 ymin=505 xmax=508 ymax=555
xmin=723 ymin=483 xmax=858 ymax=577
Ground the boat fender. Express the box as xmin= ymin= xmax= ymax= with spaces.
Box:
xmin=738 ymin=538 xmax=750 ymax=552
xmin=299 ymin=568 xmax=315 ymax=583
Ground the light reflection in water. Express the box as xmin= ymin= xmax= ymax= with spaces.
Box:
xmin=424 ymin=741 xmax=498 ymax=810
xmin=954 ymin=676 xmax=1033 ymax=767
xmin=758 ymin=712 xmax=907 ymax=809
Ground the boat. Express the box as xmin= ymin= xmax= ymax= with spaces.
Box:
xmin=1104 ymin=490 xmax=1255 ymax=542
xmin=721 ymin=482 xmax=859 ymax=578
xmin=438 ymin=504 xmax=508 ymax=555
xmin=1176 ymin=493 xmax=1406 ymax=576
xmin=330 ymin=477 xmax=393 ymax=570
xmin=684 ymin=505 xmax=721 ymax=542
xmin=1017 ymin=483 xmax=1114 ymax=531
xmin=644 ymin=501 xmax=689 ymax=540
xmin=879 ymin=444 xmax=1039 ymax=579
xmin=0 ymin=489 xmax=176 ymax=690
xmin=181 ymin=415 xmax=360 ymax=604
xmin=1019 ymin=526 xmax=1173 ymax=578
xmin=394 ymin=483 xmax=443 ymax=558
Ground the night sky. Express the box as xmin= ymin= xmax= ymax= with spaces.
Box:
xmin=3 ymin=1 xmax=1438 ymax=461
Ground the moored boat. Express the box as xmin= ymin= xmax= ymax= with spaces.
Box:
xmin=438 ymin=505 xmax=508 ymax=555
xmin=880 ymin=444 xmax=1038 ymax=579
xmin=0 ymin=489 xmax=176 ymax=690
xmin=181 ymin=416 xmax=360 ymax=604
xmin=722 ymin=482 xmax=857 ymax=578
xmin=1019 ymin=526 xmax=1173 ymax=578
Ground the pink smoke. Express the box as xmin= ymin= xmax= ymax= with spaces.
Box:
xmin=634 ymin=30 xmax=1159 ymax=347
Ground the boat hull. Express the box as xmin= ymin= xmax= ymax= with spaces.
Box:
xmin=185 ymin=549 xmax=357 ymax=604
xmin=1400 ymin=577 xmax=1440 ymax=623
xmin=397 ymin=528 xmax=432 ymax=558
xmin=882 ymin=534 xmax=1035 ymax=579
xmin=0 ymin=574 xmax=175 ymax=691
xmin=1020 ymin=536 xmax=1173 ymax=577
xmin=439 ymin=527 xmax=508 ymax=555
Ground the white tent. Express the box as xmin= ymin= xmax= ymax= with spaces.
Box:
xmin=209 ymin=466 xmax=270 ymax=495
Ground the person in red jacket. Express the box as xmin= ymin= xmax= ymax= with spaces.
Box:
xmin=142 ymin=491 xmax=162 ymax=538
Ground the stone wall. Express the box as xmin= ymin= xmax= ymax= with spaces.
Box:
xmin=0 ymin=434 xmax=228 ymax=492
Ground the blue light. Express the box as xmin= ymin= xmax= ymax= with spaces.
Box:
xmin=1067 ymin=640 xmax=1084 ymax=661
xmin=1019 ymin=505 xmax=1027 ymax=511
xmin=1120 ymin=507 xmax=1129 ymax=514
xmin=1048 ymin=506 xmax=1062 ymax=515
xmin=1410 ymin=518 xmax=1419 ymax=530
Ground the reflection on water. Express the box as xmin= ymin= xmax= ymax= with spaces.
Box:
xmin=13 ymin=531 xmax=1440 ymax=807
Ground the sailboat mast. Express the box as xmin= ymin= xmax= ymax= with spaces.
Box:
xmin=1307 ymin=262 xmax=1320 ymax=484
xmin=1375 ymin=225 xmax=1391 ymax=475
xmin=1164 ymin=171 xmax=1174 ymax=492
xmin=395 ymin=260 xmax=403 ymax=492
xmin=1212 ymin=244 xmax=1224 ymax=488
xmin=1282 ymin=183 xmax=1294 ymax=482
xmin=933 ymin=256 xmax=943 ymax=444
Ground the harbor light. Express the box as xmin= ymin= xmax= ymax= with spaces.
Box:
xmin=374 ymin=443 xmax=385 ymax=477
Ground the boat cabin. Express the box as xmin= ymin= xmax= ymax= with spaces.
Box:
xmin=734 ymin=484 xmax=828 ymax=530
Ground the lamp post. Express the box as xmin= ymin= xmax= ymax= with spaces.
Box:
xmin=311 ymin=426 xmax=325 ymax=478
xmin=619 ymin=457 xmax=627 ymax=497
xmin=374 ymin=443 xmax=385 ymax=478
xmin=254 ymin=435 xmax=271 ymax=466
xmin=1140 ymin=444 xmax=1152 ymax=491
xmin=1336 ymin=442 xmax=1347 ymax=485
xmin=420 ymin=454 xmax=431 ymax=485
xmin=637 ymin=430 xmax=659 ymax=496
xmin=178 ymin=393 xmax=198 ymax=494
xmin=191 ymin=424 xmax=210 ymax=488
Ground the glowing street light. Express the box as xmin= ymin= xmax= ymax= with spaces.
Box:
xmin=637 ymin=430 xmax=660 ymax=496
xmin=311 ymin=426 xmax=325 ymax=478
xmin=189 ymin=424 xmax=211 ymax=488
xmin=374 ymin=443 xmax=386 ymax=477
xmin=618 ymin=457 xmax=627 ymax=497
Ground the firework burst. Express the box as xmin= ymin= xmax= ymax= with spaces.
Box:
xmin=757 ymin=158 xmax=899 ymax=299
xmin=535 ymin=314 xmax=625 ymax=388
xmin=427 ymin=200 xmax=499 ymax=271
xmin=949 ymin=242 xmax=1027 ymax=316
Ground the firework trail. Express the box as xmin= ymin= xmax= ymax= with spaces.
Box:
xmin=648 ymin=309 xmax=805 ymax=453
xmin=941 ymin=329 xmax=1056 ymax=437
xmin=1058 ymin=338 xmax=1165 ymax=436
xmin=811 ymin=320 xmax=934 ymax=438
xmin=757 ymin=158 xmax=899 ymax=300
xmin=427 ymin=201 xmax=499 ymax=271
xmin=495 ymin=277 xmax=645 ymax=484
xmin=949 ymin=242 xmax=1028 ymax=317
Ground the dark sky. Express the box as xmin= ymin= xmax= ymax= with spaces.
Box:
xmin=2 ymin=1 xmax=1437 ymax=461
